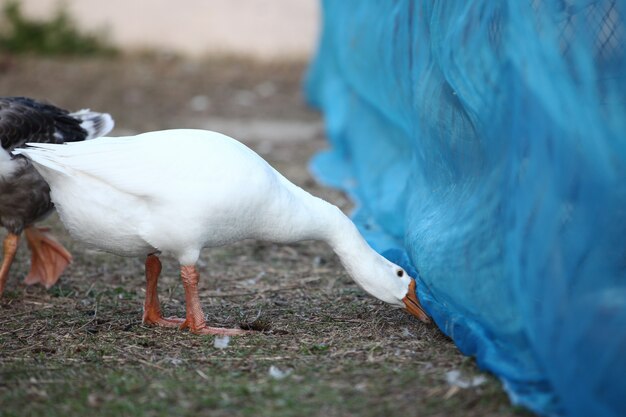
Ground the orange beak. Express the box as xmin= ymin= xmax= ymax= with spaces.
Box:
xmin=402 ymin=279 xmax=431 ymax=323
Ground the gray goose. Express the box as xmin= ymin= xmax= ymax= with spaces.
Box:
xmin=0 ymin=97 xmax=114 ymax=296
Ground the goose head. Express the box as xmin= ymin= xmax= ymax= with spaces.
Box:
xmin=346 ymin=254 xmax=430 ymax=323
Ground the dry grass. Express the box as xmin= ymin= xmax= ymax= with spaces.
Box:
xmin=0 ymin=55 xmax=531 ymax=417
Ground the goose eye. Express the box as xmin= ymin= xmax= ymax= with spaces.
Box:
xmin=396 ymin=270 xmax=404 ymax=277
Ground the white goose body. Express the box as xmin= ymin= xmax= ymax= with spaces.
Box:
xmin=16 ymin=129 xmax=429 ymax=333
xmin=23 ymin=130 xmax=334 ymax=263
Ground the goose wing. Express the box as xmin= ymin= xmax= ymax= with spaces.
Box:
xmin=0 ymin=97 xmax=90 ymax=150
xmin=17 ymin=131 xmax=228 ymax=201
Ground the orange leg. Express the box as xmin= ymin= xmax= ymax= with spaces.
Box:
xmin=142 ymin=254 xmax=185 ymax=327
xmin=179 ymin=265 xmax=248 ymax=336
xmin=23 ymin=227 xmax=72 ymax=288
xmin=0 ymin=233 xmax=20 ymax=297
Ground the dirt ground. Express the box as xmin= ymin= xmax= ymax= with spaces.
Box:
xmin=0 ymin=55 xmax=530 ymax=417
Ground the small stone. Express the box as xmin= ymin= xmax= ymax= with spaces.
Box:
xmin=268 ymin=365 xmax=292 ymax=380
xmin=213 ymin=335 xmax=230 ymax=349
xmin=189 ymin=95 xmax=211 ymax=112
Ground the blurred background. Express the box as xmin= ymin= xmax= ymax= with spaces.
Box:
xmin=0 ymin=0 xmax=324 ymax=154
xmin=17 ymin=0 xmax=319 ymax=58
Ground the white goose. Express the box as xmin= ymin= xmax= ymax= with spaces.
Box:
xmin=15 ymin=129 xmax=429 ymax=335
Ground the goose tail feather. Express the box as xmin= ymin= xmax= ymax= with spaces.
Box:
xmin=12 ymin=144 xmax=71 ymax=176
xmin=70 ymin=109 xmax=115 ymax=139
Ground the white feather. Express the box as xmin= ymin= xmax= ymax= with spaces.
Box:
xmin=69 ymin=109 xmax=115 ymax=139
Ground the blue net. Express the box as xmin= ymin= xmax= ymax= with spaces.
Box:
xmin=305 ymin=1 xmax=626 ymax=416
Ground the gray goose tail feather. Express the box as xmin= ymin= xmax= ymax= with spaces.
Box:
xmin=69 ymin=109 xmax=115 ymax=140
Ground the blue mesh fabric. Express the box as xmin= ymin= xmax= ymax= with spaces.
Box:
xmin=305 ymin=1 xmax=626 ymax=416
